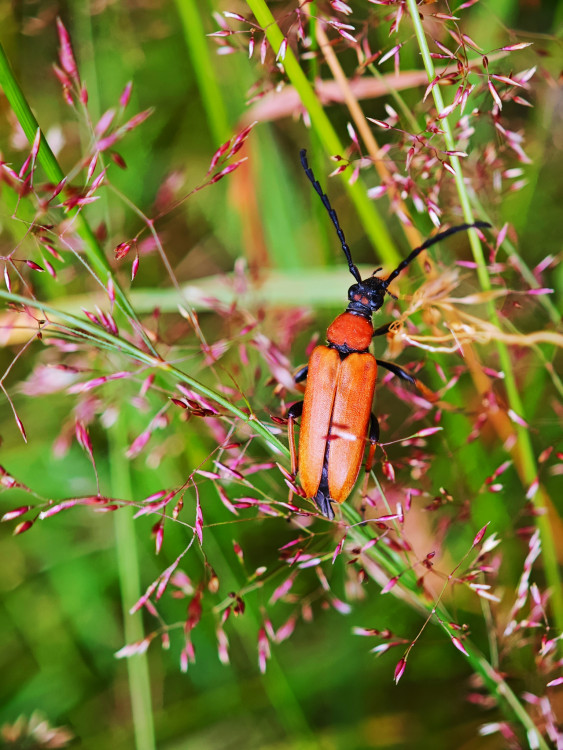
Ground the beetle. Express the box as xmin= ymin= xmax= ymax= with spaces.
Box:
xmin=288 ymin=150 xmax=490 ymax=520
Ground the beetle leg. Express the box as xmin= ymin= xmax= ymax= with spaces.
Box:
xmin=365 ymin=412 xmax=379 ymax=474
xmin=294 ymin=365 xmax=308 ymax=384
xmin=376 ymin=359 xmax=417 ymax=385
xmin=368 ymin=412 xmax=380 ymax=443
xmin=287 ymin=401 xmax=303 ymax=477
xmin=376 ymin=359 xmax=438 ymax=401
xmin=372 ymin=322 xmax=392 ymax=338
xmin=361 ymin=412 xmax=380 ymax=500
xmin=287 ymin=401 xmax=304 ymax=420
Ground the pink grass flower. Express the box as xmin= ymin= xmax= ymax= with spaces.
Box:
xmin=258 ymin=627 xmax=271 ymax=674
xmin=2 ymin=506 xmax=32 ymax=522
xmin=115 ymin=637 xmax=154 ymax=659
xmin=217 ymin=627 xmax=230 ymax=664
xmin=195 ymin=491 xmax=203 ymax=545
xmin=451 ymin=637 xmax=469 ymax=657
xmin=270 ymin=573 xmax=296 ymax=604
xmin=56 ymin=18 xmax=79 ymax=80
xmin=120 ymin=81 xmax=133 ymax=108
xmin=394 ymin=658 xmax=406 ymax=684
xmin=14 ymin=519 xmax=35 ymax=535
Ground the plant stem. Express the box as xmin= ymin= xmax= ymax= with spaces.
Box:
xmin=0 ymin=290 xmax=289 ymax=459
xmin=110 ymin=419 xmax=156 ymax=750
xmin=0 ymin=42 xmax=158 ymax=357
xmin=244 ymin=0 xmax=400 ymax=266
xmin=405 ymin=0 xmax=563 ymax=632
xmin=314 ymin=21 xmax=424 ymax=255
xmin=174 ymin=0 xmax=231 ymax=146
xmin=343 ymin=507 xmax=550 ymax=750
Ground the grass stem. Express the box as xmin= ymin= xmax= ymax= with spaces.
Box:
xmin=0 ymin=41 xmax=158 ymax=356
xmin=111 ymin=417 xmax=157 ymax=750
xmin=244 ymin=0 xmax=399 ymax=266
xmin=405 ymin=0 xmax=563 ymax=632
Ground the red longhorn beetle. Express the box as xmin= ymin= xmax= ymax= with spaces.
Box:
xmin=288 ymin=150 xmax=490 ymax=520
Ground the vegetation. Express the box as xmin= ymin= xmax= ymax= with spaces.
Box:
xmin=0 ymin=1 xmax=561 ymax=748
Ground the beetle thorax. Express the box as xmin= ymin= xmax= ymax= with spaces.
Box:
xmin=326 ymin=312 xmax=374 ymax=353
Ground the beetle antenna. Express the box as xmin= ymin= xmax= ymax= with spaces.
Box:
xmin=383 ymin=221 xmax=491 ymax=287
xmin=300 ymin=149 xmax=362 ymax=284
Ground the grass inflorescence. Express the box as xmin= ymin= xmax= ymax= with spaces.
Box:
xmin=0 ymin=2 xmax=561 ymax=749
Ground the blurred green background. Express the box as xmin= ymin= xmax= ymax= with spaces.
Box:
xmin=0 ymin=0 xmax=562 ymax=748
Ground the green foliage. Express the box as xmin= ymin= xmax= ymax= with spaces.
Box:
xmin=0 ymin=1 xmax=561 ymax=749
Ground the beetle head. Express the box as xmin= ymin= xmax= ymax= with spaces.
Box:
xmin=347 ymin=273 xmax=390 ymax=316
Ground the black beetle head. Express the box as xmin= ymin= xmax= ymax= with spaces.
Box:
xmin=347 ymin=274 xmax=389 ymax=316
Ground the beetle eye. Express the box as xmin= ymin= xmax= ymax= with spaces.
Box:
xmin=369 ymin=290 xmax=385 ymax=308
xmin=348 ymin=284 xmax=360 ymax=300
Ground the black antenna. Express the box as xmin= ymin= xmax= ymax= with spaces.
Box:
xmin=300 ymin=149 xmax=362 ymax=284
xmin=383 ymin=222 xmax=491 ymax=287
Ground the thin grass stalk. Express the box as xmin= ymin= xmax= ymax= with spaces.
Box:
xmin=0 ymin=42 xmax=158 ymax=357
xmin=470 ymin=194 xmax=560 ymax=324
xmin=1 ymin=319 xmax=546 ymax=743
xmin=301 ymin=5 xmax=333 ymax=266
xmin=0 ymin=290 xmax=288 ymax=457
xmin=110 ymin=418 xmax=156 ymax=750
xmin=66 ymin=29 xmax=156 ymax=740
xmin=174 ymin=0 xmax=232 ymax=145
xmin=244 ymin=0 xmax=400 ymax=266
xmin=360 ymin=58 xmax=560 ymax=325
xmin=405 ymin=0 xmax=563 ymax=631
xmin=341 ymin=506 xmax=550 ymax=749
xmin=313 ymin=21 xmax=425 ymax=255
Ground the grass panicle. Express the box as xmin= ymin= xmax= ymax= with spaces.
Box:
xmin=0 ymin=3 xmax=561 ymax=750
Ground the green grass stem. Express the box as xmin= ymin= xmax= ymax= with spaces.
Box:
xmin=110 ymin=418 xmax=157 ymax=750
xmin=0 ymin=289 xmax=288 ymax=459
xmin=244 ymin=0 xmax=401 ymax=267
xmin=405 ymin=0 xmax=563 ymax=633
xmin=174 ymin=0 xmax=232 ymax=145
xmin=0 ymin=42 xmax=158 ymax=357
